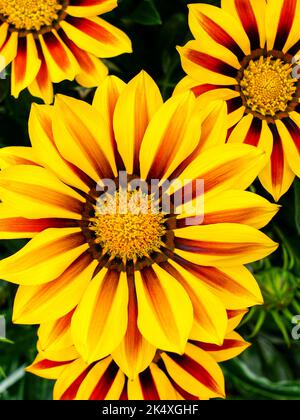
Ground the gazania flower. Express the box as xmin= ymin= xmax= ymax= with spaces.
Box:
xmin=0 ymin=72 xmax=278 ymax=368
xmin=177 ymin=0 xmax=300 ymax=201
xmin=27 ymin=309 xmax=250 ymax=400
xmin=0 ymin=0 xmax=131 ymax=103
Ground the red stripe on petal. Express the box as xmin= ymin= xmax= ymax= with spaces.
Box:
xmin=0 ymin=218 xmax=78 ymax=233
xmin=270 ymin=123 xmax=284 ymax=189
xmin=120 ymin=384 xmax=128 ymax=400
xmin=175 ymin=237 xmax=258 ymax=256
xmin=234 ymin=0 xmax=260 ymax=50
xmin=172 ymin=254 xmax=257 ymax=298
xmin=282 ymin=117 xmax=300 ymax=154
xmin=61 ymin=365 xmax=95 ymax=400
xmin=66 ymin=16 xmax=116 ymax=44
xmin=70 ymin=0 xmax=108 ymax=5
xmin=168 ymin=353 xmax=221 ymax=395
xmin=191 ymin=84 xmax=234 ymax=97
xmin=196 ymin=12 xmax=244 ymax=60
xmin=193 ymin=339 xmax=244 ymax=352
xmin=89 ymin=361 xmax=119 ymax=400
xmin=186 ymin=50 xmax=238 ymax=78
xmin=14 ymin=37 xmax=27 ymax=86
xmin=34 ymin=43 xmax=52 ymax=94
xmin=34 ymin=359 xmax=73 ymax=370
xmin=60 ymin=32 xmax=95 ymax=74
xmin=274 ymin=0 xmax=297 ymax=51
xmin=227 ymin=96 xmax=243 ymax=114
xmin=139 ymin=369 xmax=160 ymax=400
xmin=244 ymin=117 xmax=262 ymax=147
xmin=43 ymin=32 xmax=71 ymax=72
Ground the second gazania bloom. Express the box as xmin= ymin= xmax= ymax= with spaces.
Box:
xmin=0 ymin=72 xmax=278 ymax=379
xmin=177 ymin=0 xmax=300 ymax=201
xmin=0 ymin=0 xmax=131 ymax=103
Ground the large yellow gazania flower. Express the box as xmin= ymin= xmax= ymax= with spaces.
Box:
xmin=27 ymin=309 xmax=249 ymax=400
xmin=0 ymin=72 xmax=278 ymax=368
xmin=177 ymin=0 xmax=300 ymax=201
xmin=0 ymin=0 xmax=131 ymax=103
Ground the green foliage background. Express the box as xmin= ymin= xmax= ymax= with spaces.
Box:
xmin=1 ymin=0 xmax=300 ymax=400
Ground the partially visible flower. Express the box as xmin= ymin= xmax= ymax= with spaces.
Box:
xmin=0 ymin=0 xmax=131 ymax=103
xmin=27 ymin=310 xmax=249 ymax=400
xmin=177 ymin=0 xmax=300 ymax=201
xmin=0 ymin=73 xmax=278 ymax=371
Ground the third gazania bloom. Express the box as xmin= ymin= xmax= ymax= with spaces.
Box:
xmin=177 ymin=0 xmax=300 ymax=201
xmin=0 ymin=72 xmax=278 ymax=387
xmin=0 ymin=0 xmax=131 ymax=103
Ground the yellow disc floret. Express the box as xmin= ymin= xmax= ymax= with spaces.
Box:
xmin=0 ymin=0 xmax=63 ymax=31
xmin=90 ymin=190 xmax=166 ymax=264
xmin=240 ymin=56 xmax=298 ymax=116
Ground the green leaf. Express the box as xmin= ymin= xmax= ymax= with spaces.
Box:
xmin=0 ymin=366 xmax=26 ymax=395
xmin=224 ymin=359 xmax=300 ymax=400
xmin=128 ymin=0 xmax=162 ymax=25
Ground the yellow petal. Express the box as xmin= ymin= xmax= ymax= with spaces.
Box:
xmin=67 ymin=0 xmax=118 ymax=17
xmin=39 ymin=30 xmax=79 ymax=83
xmin=135 ymin=265 xmax=193 ymax=354
xmin=161 ymin=342 xmax=225 ymax=399
xmin=0 ymin=165 xmax=85 ymax=219
xmin=71 ymin=269 xmax=129 ymax=363
xmin=112 ymin=275 xmax=156 ymax=380
xmin=276 ymin=115 xmax=300 ymax=179
xmin=139 ymin=91 xmax=201 ymax=181
xmin=0 ymin=32 xmax=18 ymax=73
xmin=0 ymin=227 xmax=87 ymax=285
xmin=222 ymin=0 xmax=266 ymax=49
xmin=76 ymin=358 xmax=125 ymax=400
xmin=0 ymin=203 xmax=78 ymax=240
xmin=172 ymin=144 xmax=267 ymax=201
xmin=52 ymin=94 xmax=117 ymax=182
xmin=26 ymin=353 xmax=73 ymax=380
xmin=202 ymin=190 xmax=279 ymax=229
xmin=11 ymin=34 xmax=41 ymax=99
xmin=13 ymin=255 xmax=97 ymax=324
xmin=127 ymin=364 xmax=178 ymax=400
xmin=114 ymin=71 xmax=163 ymax=175
xmin=228 ymin=114 xmax=273 ymax=158
xmin=266 ymin=0 xmax=300 ymax=52
xmin=259 ymin=122 xmax=295 ymax=202
xmin=193 ymin=331 xmax=250 ymax=363
xmin=227 ymin=309 xmax=248 ymax=333
xmin=0 ymin=146 xmax=39 ymax=169
xmin=38 ymin=312 xmax=74 ymax=353
xmin=188 ymin=3 xmax=250 ymax=58
xmin=165 ymin=260 xmax=228 ymax=345
xmin=172 ymin=258 xmax=263 ymax=310
xmin=28 ymin=52 xmax=54 ymax=105
xmin=29 ymin=104 xmax=89 ymax=192
xmin=178 ymin=39 xmax=239 ymax=86
xmin=60 ymin=16 xmax=132 ymax=58
xmin=0 ymin=23 xmax=8 ymax=50
xmin=53 ymin=358 xmax=89 ymax=400
xmin=174 ymin=223 xmax=278 ymax=267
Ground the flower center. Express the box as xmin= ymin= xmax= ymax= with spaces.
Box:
xmin=0 ymin=0 xmax=65 ymax=32
xmin=240 ymin=56 xmax=297 ymax=117
xmin=89 ymin=190 xmax=166 ymax=264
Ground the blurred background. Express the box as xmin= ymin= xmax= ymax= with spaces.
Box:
xmin=1 ymin=0 xmax=300 ymax=400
